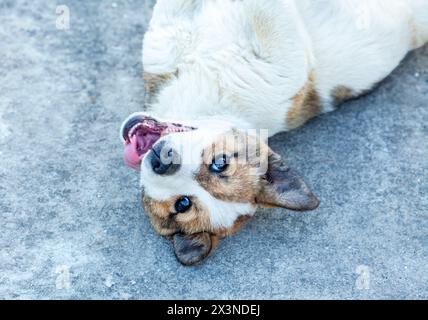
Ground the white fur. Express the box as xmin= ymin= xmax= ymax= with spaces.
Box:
xmin=143 ymin=0 xmax=428 ymax=131
xmin=129 ymin=0 xmax=428 ymax=229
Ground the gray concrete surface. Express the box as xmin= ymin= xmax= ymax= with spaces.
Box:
xmin=0 ymin=0 xmax=427 ymax=300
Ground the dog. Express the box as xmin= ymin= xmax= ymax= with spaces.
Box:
xmin=120 ymin=0 xmax=428 ymax=265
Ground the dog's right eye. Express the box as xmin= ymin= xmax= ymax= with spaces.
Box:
xmin=175 ymin=196 xmax=192 ymax=213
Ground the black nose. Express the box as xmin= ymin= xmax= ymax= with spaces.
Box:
xmin=150 ymin=141 xmax=181 ymax=175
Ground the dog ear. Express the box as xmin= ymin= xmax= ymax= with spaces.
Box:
xmin=173 ymin=232 xmax=213 ymax=266
xmin=256 ymin=153 xmax=320 ymax=211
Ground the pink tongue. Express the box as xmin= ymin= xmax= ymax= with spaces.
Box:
xmin=123 ymin=134 xmax=142 ymax=171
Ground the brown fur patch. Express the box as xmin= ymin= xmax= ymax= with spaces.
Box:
xmin=216 ymin=215 xmax=252 ymax=238
xmin=143 ymin=195 xmax=211 ymax=236
xmin=331 ymin=85 xmax=355 ymax=105
xmin=196 ymin=130 xmax=270 ymax=204
xmin=143 ymin=72 xmax=176 ymax=103
xmin=286 ymin=74 xmax=321 ymax=130
xmin=409 ymin=17 xmax=422 ymax=49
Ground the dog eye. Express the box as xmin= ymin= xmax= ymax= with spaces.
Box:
xmin=175 ymin=196 xmax=192 ymax=213
xmin=210 ymin=154 xmax=229 ymax=173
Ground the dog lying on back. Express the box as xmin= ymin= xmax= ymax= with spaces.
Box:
xmin=121 ymin=0 xmax=428 ymax=265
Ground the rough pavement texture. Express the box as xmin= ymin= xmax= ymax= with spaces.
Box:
xmin=0 ymin=0 xmax=427 ymax=300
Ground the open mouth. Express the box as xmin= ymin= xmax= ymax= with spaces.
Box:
xmin=122 ymin=115 xmax=196 ymax=170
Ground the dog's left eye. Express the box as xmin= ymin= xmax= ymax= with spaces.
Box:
xmin=210 ymin=154 xmax=229 ymax=173
xmin=175 ymin=196 xmax=192 ymax=213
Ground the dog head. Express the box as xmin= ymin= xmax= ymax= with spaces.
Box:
xmin=120 ymin=0 xmax=320 ymax=265
xmin=121 ymin=113 xmax=319 ymax=265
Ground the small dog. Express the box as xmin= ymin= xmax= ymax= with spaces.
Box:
xmin=121 ymin=0 xmax=428 ymax=265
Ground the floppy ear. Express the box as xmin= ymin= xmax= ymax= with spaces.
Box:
xmin=173 ymin=232 xmax=213 ymax=266
xmin=256 ymin=153 xmax=320 ymax=211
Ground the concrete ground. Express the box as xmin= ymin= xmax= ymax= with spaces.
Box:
xmin=0 ymin=0 xmax=427 ymax=300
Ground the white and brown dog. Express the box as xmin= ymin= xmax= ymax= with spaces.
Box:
xmin=120 ymin=0 xmax=428 ymax=265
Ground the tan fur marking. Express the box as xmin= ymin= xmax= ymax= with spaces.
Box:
xmin=143 ymin=196 xmax=179 ymax=236
xmin=143 ymin=195 xmax=211 ymax=236
xmin=143 ymin=195 xmax=251 ymax=249
xmin=209 ymin=234 xmax=221 ymax=253
xmin=411 ymin=23 xmax=419 ymax=48
xmin=408 ymin=17 xmax=422 ymax=49
xmin=216 ymin=215 xmax=252 ymax=238
xmin=196 ymin=130 xmax=269 ymax=204
xmin=143 ymin=72 xmax=176 ymax=103
xmin=286 ymin=74 xmax=321 ymax=130
xmin=331 ymin=85 xmax=354 ymax=105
